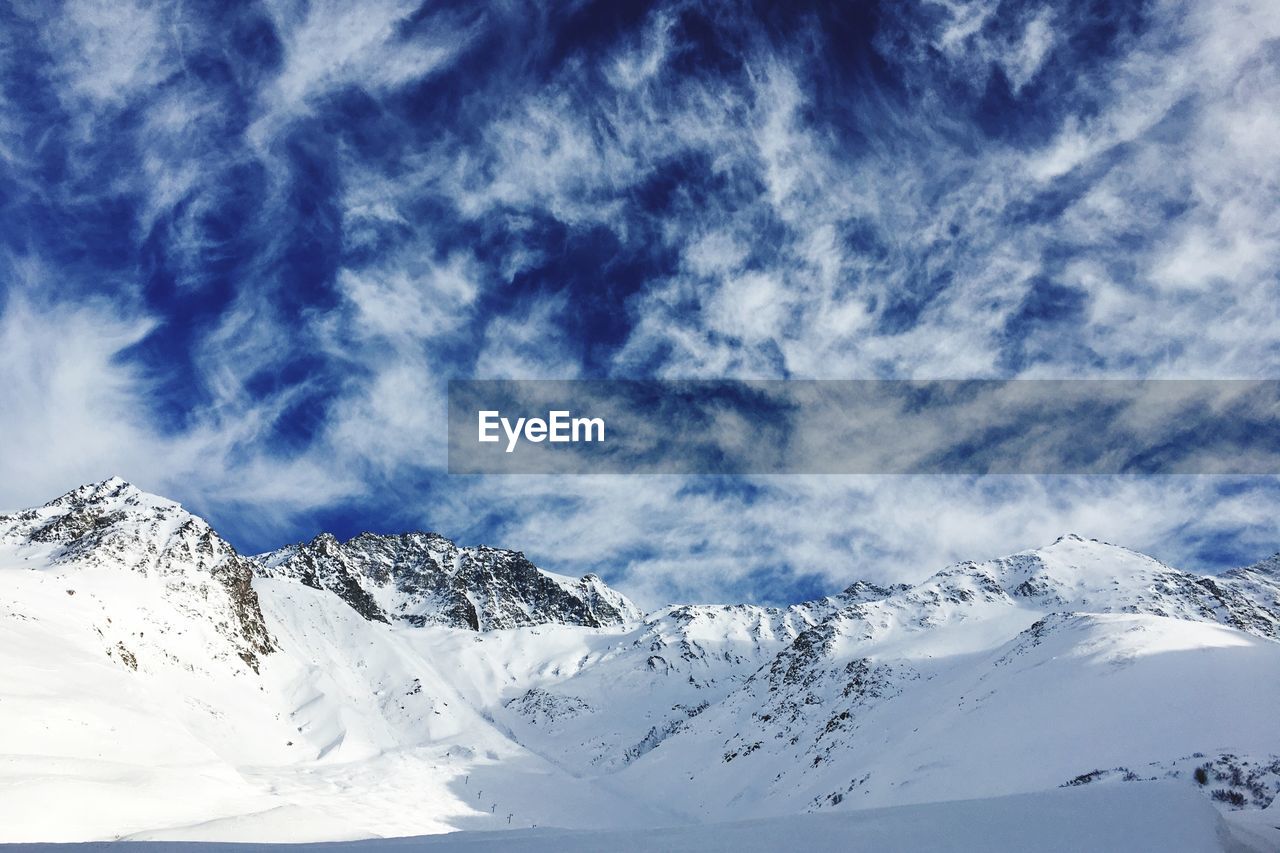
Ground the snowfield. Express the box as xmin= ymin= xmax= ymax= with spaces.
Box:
xmin=0 ymin=783 xmax=1239 ymax=852
xmin=1 ymin=479 xmax=1278 ymax=851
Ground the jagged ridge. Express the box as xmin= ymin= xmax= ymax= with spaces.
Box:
xmin=255 ymin=530 xmax=640 ymax=631
xmin=0 ymin=477 xmax=273 ymax=669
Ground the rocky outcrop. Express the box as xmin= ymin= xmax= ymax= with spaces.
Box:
xmin=0 ymin=478 xmax=275 ymax=670
xmin=256 ymin=530 xmax=640 ymax=631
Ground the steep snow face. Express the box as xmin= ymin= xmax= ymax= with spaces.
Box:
xmin=256 ymin=532 xmax=641 ymax=631
xmin=0 ymin=477 xmax=273 ymax=669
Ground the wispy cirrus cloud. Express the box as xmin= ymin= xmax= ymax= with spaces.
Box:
xmin=1 ymin=0 xmax=1278 ymax=605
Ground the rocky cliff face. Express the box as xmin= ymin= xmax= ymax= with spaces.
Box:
xmin=255 ymin=530 xmax=641 ymax=631
xmin=0 ymin=477 xmax=274 ymax=670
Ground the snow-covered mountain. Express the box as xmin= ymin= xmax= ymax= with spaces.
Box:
xmin=0 ymin=477 xmax=273 ymax=669
xmin=620 ymin=536 xmax=1280 ymax=821
xmin=256 ymin=531 xmax=639 ymax=630
xmin=0 ymin=479 xmax=1277 ymax=850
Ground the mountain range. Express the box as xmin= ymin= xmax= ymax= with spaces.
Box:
xmin=1 ymin=478 xmax=1277 ymax=849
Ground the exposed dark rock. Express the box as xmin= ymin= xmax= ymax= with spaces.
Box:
xmin=255 ymin=531 xmax=640 ymax=631
xmin=0 ymin=478 xmax=275 ymax=670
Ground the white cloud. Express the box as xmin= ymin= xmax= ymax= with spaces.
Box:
xmin=606 ymin=11 xmax=675 ymax=90
xmin=1004 ymin=9 xmax=1056 ymax=92
xmin=473 ymin=295 xmax=584 ymax=380
xmin=253 ymin=0 xmax=474 ymax=136
xmin=703 ymin=271 xmax=791 ymax=345
xmin=6 ymin=0 xmax=1280 ymax=602
xmin=39 ymin=0 xmax=172 ymax=108
xmin=684 ymin=230 xmax=749 ymax=277
xmin=322 ymin=360 xmax=449 ymax=474
xmin=925 ymin=1 xmax=1059 ymax=92
xmin=426 ymin=473 xmax=1279 ymax=609
xmin=0 ymin=287 xmax=158 ymax=507
xmin=340 ymin=251 xmax=479 ymax=344
xmin=0 ymin=279 xmax=362 ymax=528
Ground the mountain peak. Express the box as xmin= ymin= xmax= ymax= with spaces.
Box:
xmin=256 ymin=529 xmax=640 ymax=631
xmin=35 ymin=477 xmax=187 ymax=522
xmin=1226 ymin=552 xmax=1280 ymax=581
xmin=1249 ymin=552 xmax=1280 ymax=571
xmin=1039 ymin=533 xmax=1134 ymax=552
xmin=0 ymin=480 xmax=274 ymax=669
xmin=996 ymin=534 xmax=1167 ymax=570
xmin=47 ymin=475 xmax=143 ymax=503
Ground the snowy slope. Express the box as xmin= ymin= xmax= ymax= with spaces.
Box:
xmin=617 ymin=536 xmax=1280 ymax=825
xmin=0 ymin=481 xmax=675 ymax=842
xmin=0 ymin=480 xmax=306 ymax=840
xmin=0 ymin=480 xmax=1277 ymax=849
xmin=0 ymin=782 xmax=1237 ymax=852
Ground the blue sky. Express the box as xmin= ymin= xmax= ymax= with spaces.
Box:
xmin=1 ymin=0 xmax=1279 ymax=607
